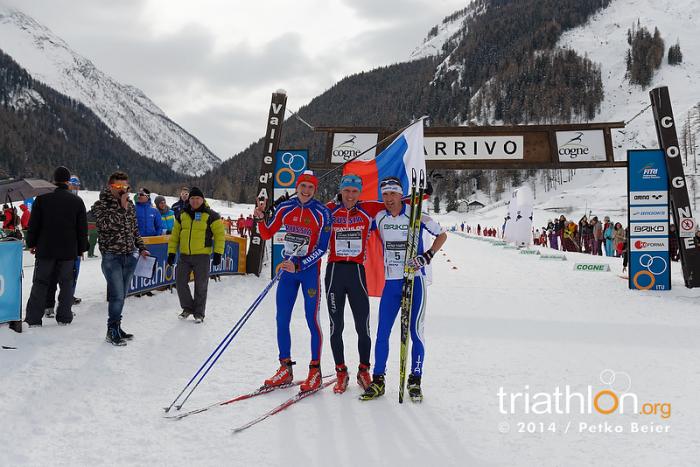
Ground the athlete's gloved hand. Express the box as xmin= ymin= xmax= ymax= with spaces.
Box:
xmin=167 ymin=253 xmax=176 ymax=266
xmin=408 ymin=249 xmax=434 ymax=271
xmin=424 ymin=181 xmax=433 ymax=196
xmin=212 ymin=253 xmax=222 ymax=266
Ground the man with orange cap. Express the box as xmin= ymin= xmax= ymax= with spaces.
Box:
xmin=254 ymin=170 xmax=331 ymax=392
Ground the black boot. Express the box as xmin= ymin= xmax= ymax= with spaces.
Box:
xmin=106 ymin=323 xmax=127 ymax=346
xmin=407 ymin=374 xmax=423 ymax=402
xmin=118 ymin=322 xmax=134 ymax=341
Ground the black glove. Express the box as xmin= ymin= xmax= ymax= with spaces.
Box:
xmin=212 ymin=253 xmax=222 ymax=266
xmin=167 ymin=253 xmax=176 ymax=266
xmin=424 ymin=181 xmax=433 ymax=196
xmin=408 ymin=249 xmax=435 ymax=271
xmin=335 ymin=192 xmax=343 ymax=203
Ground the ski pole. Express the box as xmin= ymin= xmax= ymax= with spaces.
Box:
xmin=164 ymin=240 xmax=307 ymax=412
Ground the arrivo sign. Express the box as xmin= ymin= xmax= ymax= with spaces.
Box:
xmin=424 ymin=136 xmax=523 ymax=160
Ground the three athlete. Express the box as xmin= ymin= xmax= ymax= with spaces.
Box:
xmin=258 ymin=171 xmax=445 ymax=401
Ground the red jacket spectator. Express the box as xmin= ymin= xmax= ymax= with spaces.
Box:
xmin=20 ymin=204 xmax=31 ymax=229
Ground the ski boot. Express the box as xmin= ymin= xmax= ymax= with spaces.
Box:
xmin=263 ymin=358 xmax=295 ymax=388
xmin=407 ymin=374 xmax=423 ymax=403
xmin=359 ymin=375 xmax=385 ymax=401
xmin=357 ymin=363 xmax=372 ymax=390
xmin=300 ymin=360 xmax=322 ymax=392
xmin=333 ymin=364 xmax=349 ymax=394
xmin=106 ymin=325 xmax=127 ymax=347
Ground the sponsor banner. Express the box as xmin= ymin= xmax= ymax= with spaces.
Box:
xmin=573 ymin=263 xmax=611 ymax=272
xmin=0 ymin=240 xmax=22 ymax=324
xmin=330 ymin=134 xmax=378 ymax=163
xmin=556 ymin=130 xmax=607 ymax=162
xmin=424 ymin=136 xmax=523 ymax=160
xmin=629 ymin=206 xmax=668 ymax=221
xmin=628 ymin=150 xmax=668 ymax=192
xmin=272 ymin=150 xmax=309 ymax=274
xmin=127 ymin=235 xmax=246 ymax=295
xmin=630 ymin=191 xmax=668 ymax=205
xmin=630 ymin=251 xmax=670 ymax=290
xmin=629 ymin=222 xmax=669 ymax=237
xmin=630 ymin=237 xmax=668 ymax=253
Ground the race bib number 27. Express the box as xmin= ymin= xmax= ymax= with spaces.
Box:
xmin=284 ymin=232 xmax=310 ymax=256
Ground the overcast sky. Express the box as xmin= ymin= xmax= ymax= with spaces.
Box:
xmin=3 ymin=0 xmax=467 ymax=160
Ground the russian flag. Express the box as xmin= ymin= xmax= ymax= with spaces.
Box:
xmin=344 ymin=119 xmax=426 ymax=200
xmin=343 ymin=119 xmax=426 ymax=296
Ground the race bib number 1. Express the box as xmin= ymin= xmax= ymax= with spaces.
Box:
xmin=284 ymin=232 xmax=310 ymax=256
xmin=335 ymin=230 xmax=362 ymax=257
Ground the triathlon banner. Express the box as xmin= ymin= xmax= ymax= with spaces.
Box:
xmin=127 ymin=235 xmax=247 ymax=296
xmin=271 ymin=149 xmax=308 ymax=276
xmin=247 ymin=91 xmax=288 ymax=276
xmin=0 ymin=240 xmax=22 ymax=324
xmin=650 ymin=86 xmax=700 ymax=287
xmin=627 ymin=149 xmax=670 ymax=291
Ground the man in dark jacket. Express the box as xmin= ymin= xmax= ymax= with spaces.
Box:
xmin=25 ymin=166 xmax=88 ymax=326
xmin=92 ymin=171 xmax=150 ymax=346
xmin=171 ymin=187 xmax=190 ymax=217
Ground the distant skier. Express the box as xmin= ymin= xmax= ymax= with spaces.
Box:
xmin=360 ymin=177 xmax=447 ymax=402
xmin=254 ymin=171 xmax=331 ymax=393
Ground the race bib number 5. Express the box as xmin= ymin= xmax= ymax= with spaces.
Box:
xmin=335 ymin=230 xmax=362 ymax=257
xmin=284 ymin=232 xmax=310 ymax=256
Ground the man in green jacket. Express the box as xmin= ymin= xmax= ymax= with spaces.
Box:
xmin=167 ymin=187 xmax=225 ymax=323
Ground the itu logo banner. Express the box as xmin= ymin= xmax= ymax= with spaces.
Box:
xmin=272 ymin=149 xmax=309 ymax=276
xmin=627 ymin=150 xmax=670 ymax=291
xmin=274 ymin=149 xmax=308 ymax=199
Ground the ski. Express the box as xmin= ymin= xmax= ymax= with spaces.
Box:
xmin=232 ymin=378 xmax=337 ymax=434
xmin=164 ymin=380 xmax=303 ymax=421
xmin=398 ymin=169 xmax=425 ymax=404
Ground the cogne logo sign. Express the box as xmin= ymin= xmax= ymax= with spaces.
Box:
xmin=555 ymin=130 xmax=606 ymax=162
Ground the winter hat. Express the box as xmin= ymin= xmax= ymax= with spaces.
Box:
xmin=189 ymin=186 xmax=205 ymax=198
xmin=154 ymin=195 xmax=166 ymax=206
xmin=339 ymin=174 xmax=363 ymax=191
xmin=69 ymin=176 xmax=81 ymax=188
xmin=53 ymin=166 xmax=71 ymax=184
xmin=296 ymin=170 xmax=318 ymax=189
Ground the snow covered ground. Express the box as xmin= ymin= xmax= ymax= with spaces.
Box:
xmin=2 ymin=224 xmax=700 ymax=466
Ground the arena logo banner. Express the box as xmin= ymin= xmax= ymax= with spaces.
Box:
xmin=650 ymin=86 xmax=700 ymax=288
xmin=247 ymin=90 xmax=288 ymax=276
xmin=424 ymin=136 xmax=523 ymax=160
xmin=127 ymin=236 xmax=246 ymax=295
xmin=330 ymin=134 xmax=377 ymax=163
xmin=271 ymin=149 xmax=308 ymax=276
xmin=556 ymin=130 xmax=606 ymax=162
xmin=0 ymin=240 xmax=22 ymax=323
xmin=628 ymin=149 xmax=670 ymax=291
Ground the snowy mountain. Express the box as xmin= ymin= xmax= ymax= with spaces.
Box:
xmin=419 ymin=0 xmax=700 ymax=224
xmin=0 ymin=5 xmax=221 ymax=176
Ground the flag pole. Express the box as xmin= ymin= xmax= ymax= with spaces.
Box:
xmin=317 ymin=117 xmax=427 ymax=182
